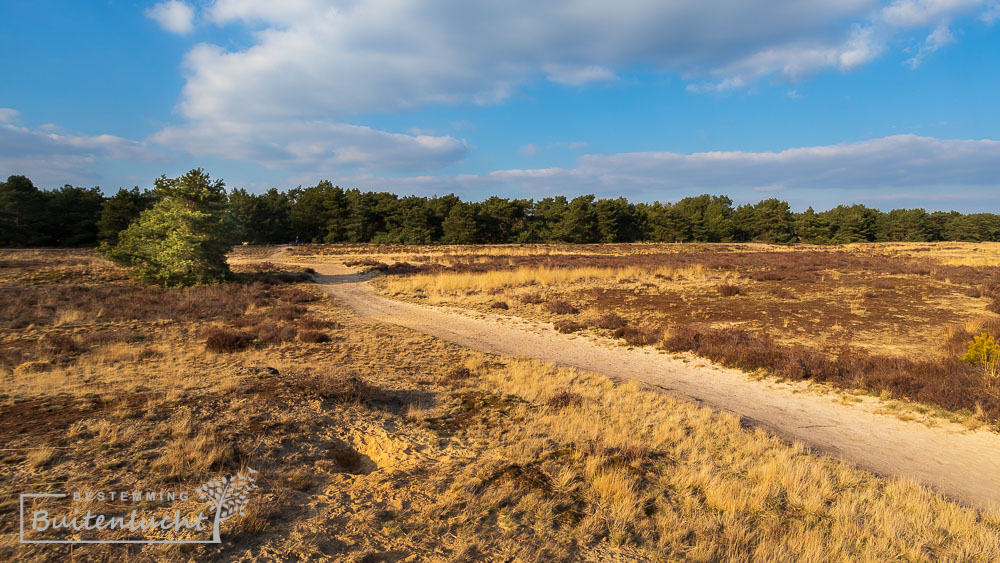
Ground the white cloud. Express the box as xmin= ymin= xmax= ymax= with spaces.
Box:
xmin=0 ymin=108 xmax=19 ymax=123
xmin=333 ymin=136 xmax=1000 ymax=204
xmin=177 ymin=0 xmax=994 ymax=119
xmin=146 ymin=1 xmax=195 ymax=35
xmin=906 ymin=23 xmax=958 ymax=67
xmin=0 ymin=117 xmax=163 ymax=186
xmin=881 ymin=0 xmax=982 ymax=27
xmin=148 ymin=1 xmax=998 ymax=176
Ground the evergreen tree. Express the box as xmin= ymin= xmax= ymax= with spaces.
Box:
xmin=595 ymin=197 xmax=641 ymax=242
xmin=98 ymin=187 xmax=155 ymax=245
xmin=442 ymin=202 xmax=479 ymax=243
xmin=46 ymin=185 xmax=105 ymax=246
xmin=733 ymin=198 xmax=794 ymax=243
xmin=100 ymin=169 xmax=235 ymax=287
xmin=0 ymin=175 xmax=47 ymax=246
xmin=552 ymin=195 xmax=599 ymax=243
xmin=793 ymin=207 xmax=830 ymax=243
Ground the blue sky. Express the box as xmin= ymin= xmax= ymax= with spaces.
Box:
xmin=2 ymin=0 xmax=999 ymax=211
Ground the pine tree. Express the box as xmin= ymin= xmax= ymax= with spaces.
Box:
xmin=100 ymin=169 xmax=235 ymax=287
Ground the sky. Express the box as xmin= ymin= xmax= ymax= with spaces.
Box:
xmin=2 ymin=0 xmax=1000 ymax=212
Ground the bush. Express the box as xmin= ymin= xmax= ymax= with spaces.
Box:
xmin=716 ymin=283 xmax=742 ymax=297
xmin=294 ymin=370 xmax=375 ymax=403
xmin=203 ymin=328 xmax=253 ymax=353
xmin=770 ymin=287 xmax=796 ymax=300
xmin=961 ymin=333 xmax=1000 ymax=365
xmin=613 ymin=326 xmax=663 ymax=346
xmin=298 ymin=329 xmax=331 ymax=343
xmin=594 ymin=312 xmax=627 ymax=329
xmin=273 ymin=304 xmax=307 ymax=321
xmin=554 ymin=320 xmax=585 ymax=333
xmin=490 ymin=301 xmax=509 ymax=310
xmin=547 ymin=391 xmax=584 ymax=408
xmin=544 ymin=299 xmax=578 ymax=314
xmin=251 ymin=322 xmax=297 ymax=345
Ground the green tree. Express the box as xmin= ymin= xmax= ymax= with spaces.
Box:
xmin=595 ymin=197 xmax=642 ymax=242
xmin=98 ymin=187 xmax=155 ymax=245
xmin=441 ymin=201 xmax=479 ymax=243
xmin=45 ymin=185 xmax=105 ymax=246
xmin=100 ymin=169 xmax=235 ymax=287
xmin=551 ymin=195 xmax=599 ymax=243
xmin=0 ymin=175 xmax=47 ymax=246
xmin=793 ymin=207 xmax=830 ymax=244
xmin=733 ymin=198 xmax=794 ymax=243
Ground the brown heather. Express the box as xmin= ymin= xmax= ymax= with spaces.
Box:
xmin=4 ymin=247 xmax=1000 ymax=560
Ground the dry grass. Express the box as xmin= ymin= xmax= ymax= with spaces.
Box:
xmin=364 ymin=242 xmax=1000 ymax=425
xmin=384 ymin=264 xmax=707 ymax=294
xmin=3 ymin=248 xmax=1000 ymax=560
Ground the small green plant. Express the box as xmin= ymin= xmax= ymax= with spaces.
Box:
xmin=960 ymin=333 xmax=1000 ymax=386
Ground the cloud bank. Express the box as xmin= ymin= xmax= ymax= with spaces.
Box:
xmin=331 ymin=135 xmax=1000 ymax=207
xmin=0 ymin=110 xmax=162 ymax=186
xmin=143 ymin=0 xmax=999 ymax=177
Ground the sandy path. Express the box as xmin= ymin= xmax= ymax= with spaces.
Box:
xmin=290 ymin=257 xmax=1000 ymax=511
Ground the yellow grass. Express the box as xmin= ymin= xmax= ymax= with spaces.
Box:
xmin=385 ymin=264 xmax=706 ymax=294
xmin=5 ymin=248 xmax=1000 ymax=560
xmin=468 ymin=357 xmax=1000 ymax=559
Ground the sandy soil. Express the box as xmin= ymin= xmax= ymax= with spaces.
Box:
xmin=279 ymin=252 xmax=1000 ymax=512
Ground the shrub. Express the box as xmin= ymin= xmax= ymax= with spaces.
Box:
xmin=594 ymin=312 xmax=627 ymax=329
xmin=716 ymin=283 xmax=742 ymax=297
xmin=298 ymin=329 xmax=330 ymax=343
xmin=519 ymin=293 xmax=545 ymax=304
xmin=544 ymin=299 xmax=579 ymax=314
xmin=961 ymin=333 xmax=1000 ymax=365
xmin=250 ymin=322 xmax=297 ymax=345
xmin=203 ymin=328 xmax=253 ymax=353
xmin=662 ymin=325 xmax=1000 ymax=422
xmin=613 ymin=326 xmax=663 ymax=346
xmin=770 ymin=287 xmax=796 ymax=300
xmin=547 ymin=391 xmax=584 ymax=408
xmin=299 ymin=316 xmax=340 ymax=330
xmin=273 ymin=304 xmax=307 ymax=321
xmin=490 ymin=301 xmax=510 ymax=310
xmin=554 ymin=320 xmax=585 ymax=334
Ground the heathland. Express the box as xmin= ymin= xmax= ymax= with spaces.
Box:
xmin=2 ymin=245 xmax=999 ymax=560
xmin=317 ymin=242 xmax=1000 ymax=427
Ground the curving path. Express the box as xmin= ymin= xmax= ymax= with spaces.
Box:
xmin=284 ymin=255 xmax=1000 ymax=511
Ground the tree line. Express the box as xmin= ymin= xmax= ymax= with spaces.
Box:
xmin=2 ymin=173 xmax=999 ymax=248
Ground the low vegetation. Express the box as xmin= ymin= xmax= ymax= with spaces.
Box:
xmin=362 ymin=242 xmax=1000 ymax=426
xmin=3 ymin=249 xmax=1000 ymax=560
